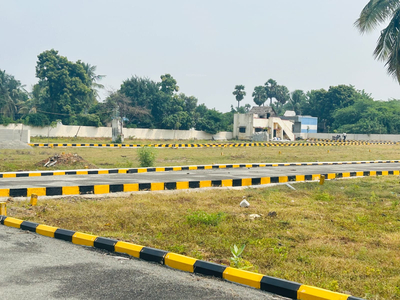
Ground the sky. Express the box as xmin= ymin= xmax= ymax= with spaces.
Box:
xmin=1 ymin=0 xmax=399 ymax=112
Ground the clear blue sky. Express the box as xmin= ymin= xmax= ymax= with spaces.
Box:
xmin=1 ymin=0 xmax=398 ymax=112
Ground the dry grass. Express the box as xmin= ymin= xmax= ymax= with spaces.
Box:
xmin=1 ymin=144 xmax=399 ymax=172
xmin=8 ymin=176 xmax=400 ymax=299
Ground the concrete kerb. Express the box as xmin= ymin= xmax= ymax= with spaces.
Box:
xmin=1 ymin=160 xmax=399 ymax=179
xmin=0 ymin=215 xmax=364 ymax=300
xmin=28 ymin=141 xmax=399 ymax=149
xmin=0 ymin=169 xmax=398 ymax=199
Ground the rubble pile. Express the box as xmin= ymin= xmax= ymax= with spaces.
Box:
xmin=37 ymin=153 xmax=97 ymax=169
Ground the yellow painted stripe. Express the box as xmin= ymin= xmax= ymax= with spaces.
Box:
xmin=394 ymin=170 xmax=400 ymax=175
xmin=327 ymin=173 xmax=336 ymax=180
xmin=124 ymin=183 xmax=139 ymax=192
xmin=137 ymin=168 xmax=147 ymax=173
xmin=369 ymin=171 xmax=376 ymax=176
xmin=28 ymin=173 xmax=41 ymax=177
xmin=204 ymin=165 xmax=212 ymax=170
xmin=297 ymin=284 xmax=348 ymax=300
xmin=4 ymin=217 xmax=23 ymax=228
xmin=94 ymin=185 xmax=110 ymax=194
xmin=117 ymin=169 xmax=128 ymax=174
xmin=165 ymin=253 xmax=196 ymax=272
xmin=342 ymin=172 xmax=350 ymax=178
xmin=0 ymin=189 xmax=9 ymax=197
xmin=296 ymin=175 xmax=305 ymax=181
xmin=72 ymin=232 xmax=97 ymax=247
xmin=272 ymin=164 xmax=279 ymax=167
xmin=2 ymin=173 xmax=16 ymax=178
xmin=115 ymin=241 xmax=144 ymax=258
xmin=27 ymin=187 xmax=46 ymax=197
xmin=279 ymin=176 xmax=288 ymax=183
xmin=67 ymin=144 xmax=72 ymax=147
xmin=356 ymin=171 xmax=363 ymax=177
xmin=62 ymin=186 xmax=80 ymax=195
xmin=382 ymin=171 xmax=389 ymax=176
xmin=156 ymin=167 xmax=166 ymax=172
xmin=36 ymin=224 xmax=58 ymax=238
xmin=223 ymin=267 xmax=263 ymax=289
xmin=242 ymin=178 xmax=252 ymax=186
xmin=98 ymin=170 xmax=109 ymax=175
xmin=260 ymin=177 xmax=270 ymax=185
xmin=245 ymin=164 xmax=253 ymax=168
xmin=189 ymin=166 xmax=197 ymax=170
xmin=232 ymin=164 xmax=240 ymax=168
xmin=54 ymin=171 xmax=66 ymax=176
xmin=221 ymin=179 xmax=232 ymax=187
xmin=151 ymin=182 xmax=164 ymax=191
xmin=176 ymin=182 xmax=189 ymax=190
xmin=312 ymin=174 xmax=320 ymax=181
xmin=200 ymin=180 xmax=212 ymax=188
xmin=173 ymin=167 xmax=182 ymax=171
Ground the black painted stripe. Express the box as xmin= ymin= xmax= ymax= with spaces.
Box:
xmin=193 ymin=260 xmax=226 ymax=278
xmin=211 ymin=180 xmax=222 ymax=187
xmin=305 ymin=175 xmax=312 ymax=180
xmin=20 ymin=221 xmax=39 ymax=232
xmin=165 ymin=182 xmax=177 ymax=190
xmin=260 ymin=276 xmax=302 ymax=299
xmin=0 ymin=215 xmax=6 ymax=224
xmin=270 ymin=177 xmax=279 ymax=184
xmin=54 ymin=228 xmax=76 ymax=242
xmin=109 ymin=184 xmax=124 ymax=193
xmin=16 ymin=173 xmax=29 ymax=177
xmin=79 ymin=185 xmax=94 ymax=194
xmin=94 ymin=237 xmax=118 ymax=252
xmin=139 ymin=183 xmax=151 ymax=191
xmin=189 ymin=181 xmax=200 ymax=189
xmin=46 ymin=187 xmax=63 ymax=196
xmin=9 ymin=188 xmax=27 ymax=197
xmin=140 ymin=247 xmax=168 ymax=264
xmin=233 ymin=179 xmax=243 ymax=187
xmin=288 ymin=175 xmax=296 ymax=182
xmin=251 ymin=178 xmax=261 ymax=185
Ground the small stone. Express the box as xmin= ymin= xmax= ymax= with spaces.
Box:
xmin=240 ymin=199 xmax=250 ymax=208
xmin=268 ymin=211 xmax=277 ymax=217
xmin=249 ymin=214 xmax=261 ymax=220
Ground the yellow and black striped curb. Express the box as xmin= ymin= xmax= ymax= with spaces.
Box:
xmin=1 ymin=170 xmax=398 ymax=198
xmin=0 ymin=215 xmax=364 ymax=300
xmin=28 ymin=141 xmax=399 ymax=148
xmin=2 ymin=160 xmax=400 ymax=179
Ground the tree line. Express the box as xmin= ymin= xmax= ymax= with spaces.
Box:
xmin=1 ymin=49 xmax=400 ymax=135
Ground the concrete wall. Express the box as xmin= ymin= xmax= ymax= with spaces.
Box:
xmin=0 ymin=123 xmax=232 ymax=141
xmin=0 ymin=128 xmax=30 ymax=143
xmin=299 ymin=132 xmax=400 ymax=141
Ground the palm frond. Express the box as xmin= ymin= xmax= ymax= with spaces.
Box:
xmin=355 ymin=0 xmax=400 ymax=33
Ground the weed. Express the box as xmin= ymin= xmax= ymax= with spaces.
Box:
xmin=137 ymin=147 xmax=157 ymax=167
xmin=186 ymin=210 xmax=226 ymax=226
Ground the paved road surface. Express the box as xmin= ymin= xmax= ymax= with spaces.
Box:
xmin=0 ymin=226 xmax=280 ymax=300
xmin=1 ymin=163 xmax=399 ymax=189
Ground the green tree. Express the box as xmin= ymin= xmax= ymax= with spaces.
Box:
xmin=0 ymin=69 xmax=28 ymax=121
xmin=288 ymin=90 xmax=307 ymax=115
xmin=34 ymin=49 xmax=93 ymax=124
xmin=160 ymin=74 xmax=179 ymax=95
xmin=355 ymin=1 xmax=400 ymax=82
xmin=275 ymin=85 xmax=290 ymax=105
xmin=80 ymin=62 xmax=105 ymax=101
xmin=233 ymin=85 xmax=246 ymax=110
xmin=252 ymin=86 xmax=267 ymax=106
xmin=264 ymin=79 xmax=278 ymax=106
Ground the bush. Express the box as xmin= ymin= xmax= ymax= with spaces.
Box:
xmin=137 ymin=147 xmax=157 ymax=167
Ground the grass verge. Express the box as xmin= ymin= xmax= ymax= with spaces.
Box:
xmin=7 ymin=176 xmax=400 ymax=299
xmin=1 ymin=144 xmax=400 ymax=172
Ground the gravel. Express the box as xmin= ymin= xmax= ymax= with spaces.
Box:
xmin=0 ymin=140 xmax=32 ymax=149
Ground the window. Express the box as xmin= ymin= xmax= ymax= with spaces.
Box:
xmin=239 ymin=127 xmax=246 ymax=133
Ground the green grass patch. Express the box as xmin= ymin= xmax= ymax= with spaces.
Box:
xmin=7 ymin=175 xmax=400 ymax=299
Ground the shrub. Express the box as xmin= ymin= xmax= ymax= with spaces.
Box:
xmin=137 ymin=147 xmax=157 ymax=167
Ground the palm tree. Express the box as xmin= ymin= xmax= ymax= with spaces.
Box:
xmin=80 ymin=62 xmax=105 ymax=100
xmin=264 ymin=79 xmax=278 ymax=106
xmin=355 ymin=1 xmax=400 ymax=82
xmin=233 ymin=85 xmax=246 ymax=110
xmin=275 ymin=85 xmax=290 ymax=105
xmin=289 ymin=90 xmax=307 ymax=115
xmin=252 ymin=86 xmax=267 ymax=106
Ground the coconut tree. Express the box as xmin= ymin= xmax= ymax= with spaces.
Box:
xmin=232 ymin=85 xmax=246 ymax=110
xmin=355 ymin=0 xmax=400 ymax=82
xmin=252 ymin=85 xmax=267 ymax=106
xmin=264 ymin=79 xmax=278 ymax=106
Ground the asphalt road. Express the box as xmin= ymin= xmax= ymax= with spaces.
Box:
xmin=1 ymin=163 xmax=400 ymax=189
xmin=0 ymin=226 xmax=281 ymax=300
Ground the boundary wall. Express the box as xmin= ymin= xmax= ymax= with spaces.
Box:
xmin=0 ymin=124 xmax=232 ymax=141
xmin=300 ymin=132 xmax=400 ymax=142
xmin=0 ymin=128 xmax=30 ymax=143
